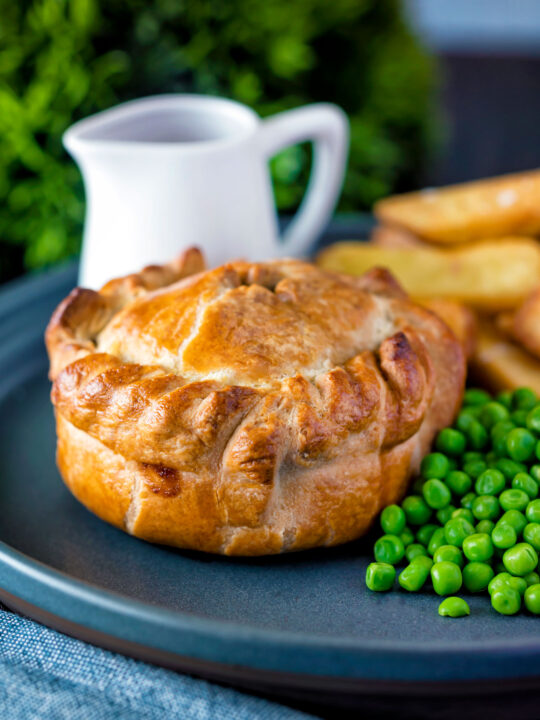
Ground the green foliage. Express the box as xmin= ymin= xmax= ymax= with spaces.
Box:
xmin=0 ymin=0 xmax=436 ymax=278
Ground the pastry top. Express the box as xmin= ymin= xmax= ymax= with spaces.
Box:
xmin=46 ymin=249 xmax=464 ymax=495
xmin=97 ymin=258 xmax=395 ymax=387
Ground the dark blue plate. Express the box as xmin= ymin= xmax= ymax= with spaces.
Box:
xmin=1 ymin=242 xmax=539 ymax=710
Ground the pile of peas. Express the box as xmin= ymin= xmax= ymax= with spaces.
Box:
xmin=365 ymin=386 xmax=540 ymax=618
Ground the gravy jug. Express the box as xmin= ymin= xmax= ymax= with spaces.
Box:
xmin=64 ymin=94 xmax=349 ymax=288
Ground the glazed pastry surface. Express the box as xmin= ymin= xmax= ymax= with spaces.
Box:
xmin=46 ymin=249 xmax=465 ymax=555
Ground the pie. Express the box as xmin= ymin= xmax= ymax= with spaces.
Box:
xmin=46 ymin=249 xmax=465 ymax=555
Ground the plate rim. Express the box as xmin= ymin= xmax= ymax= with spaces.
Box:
xmin=2 ymin=538 xmax=540 ymax=657
xmin=2 ymin=248 xmax=540 ymax=687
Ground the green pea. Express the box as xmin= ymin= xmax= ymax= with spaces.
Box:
xmin=488 ymin=572 xmax=510 ymax=594
xmin=420 ymin=453 xmax=450 ymax=479
xmin=398 ymin=561 xmax=431 ymax=592
xmin=503 ymin=543 xmax=539 ymax=576
xmin=495 ymin=458 xmax=527 ymax=480
xmin=365 ymin=562 xmax=396 ymax=591
xmin=462 ymin=533 xmax=494 ymax=563
xmin=499 ymin=509 xmax=527 ymax=535
xmin=463 ymin=562 xmax=494 ymax=592
xmin=526 ymin=406 xmax=540 ymax=434
xmin=380 ymin=505 xmax=406 ymax=535
xmin=431 ymin=561 xmax=462 ymax=595
xmin=460 ymin=492 xmax=477 ymax=510
xmin=524 ymin=584 xmax=540 ymax=614
xmin=491 ymin=420 xmax=516 ymax=439
xmin=416 ymin=523 xmax=438 ymax=547
xmin=445 ymin=471 xmax=472 ymax=497
xmin=452 ymin=508 xmax=475 ymax=524
xmin=476 ymin=519 xmax=495 ymax=534
xmin=523 ymin=523 xmax=540 ymax=551
xmin=438 ymin=597 xmax=470 ymax=617
xmin=455 ymin=411 xmax=476 ymax=433
xmin=530 ymin=465 xmax=540 ymax=482
xmin=464 ymin=388 xmax=491 ymax=406
xmin=491 ymin=587 xmax=522 ymax=615
xmin=444 ymin=517 xmax=475 ymax=548
xmin=428 ymin=527 xmax=447 ymax=556
xmin=405 ymin=543 xmax=428 ymax=562
xmin=506 ymin=428 xmax=536 ymax=462
xmin=411 ymin=554 xmax=433 ymax=571
xmin=512 ymin=388 xmax=538 ymax=411
xmin=466 ymin=405 xmax=484 ymax=419
xmin=475 ymin=469 xmax=505 ymax=495
xmin=436 ymin=505 xmax=456 ymax=525
xmin=492 ymin=523 xmax=517 ymax=549
xmin=524 ymin=571 xmax=540 ymax=587
xmin=463 ymin=460 xmax=487 ymax=479
xmin=510 ymin=409 xmax=529 ymax=427
xmin=492 ymin=428 xmax=514 ymax=458
xmin=480 ymin=402 xmax=510 ymax=429
xmin=374 ymin=534 xmax=405 ymax=565
xmin=422 ymin=479 xmax=451 ymax=510
xmin=488 ymin=572 xmax=527 ymax=596
xmin=471 ymin=495 xmax=500 ymax=521
xmin=526 ymin=499 xmax=540 ymax=524
xmin=433 ymin=544 xmax=464 ymax=568
xmin=537 ymin=439 xmax=540 ymax=462
xmin=496 ymin=391 xmax=513 ymax=409
xmin=510 ymin=577 xmax=528 ymax=595
xmin=436 ymin=428 xmax=466 ymax=456
xmin=400 ymin=526 xmax=415 ymax=546
xmin=512 ymin=473 xmax=538 ymax=499
xmin=499 ymin=489 xmax=529 ymax=512
xmin=463 ymin=451 xmax=484 ymax=463
xmin=402 ymin=496 xmax=432 ymax=525
xmin=467 ymin=421 xmax=489 ymax=450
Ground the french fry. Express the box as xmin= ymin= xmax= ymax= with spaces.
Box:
xmin=316 ymin=239 xmax=540 ymax=311
xmin=470 ymin=320 xmax=540 ymax=394
xmin=370 ymin=225 xmax=427 ymax=249
xmin=419 ymin=299 xmax=477 ymax=359
xmin=496 ymin=288 xmax=540 ymax=361
xmin=494 ymin=311 xmax=514 ymax=337
xmin=374 ymin=170 xmax=540 ymax=244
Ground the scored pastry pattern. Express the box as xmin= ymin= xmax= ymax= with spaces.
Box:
xmin=46 ymin=249 xmax=464 ymax=554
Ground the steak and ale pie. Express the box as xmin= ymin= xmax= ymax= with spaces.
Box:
xmin=46 ymin=249 xmax=465 ymax=555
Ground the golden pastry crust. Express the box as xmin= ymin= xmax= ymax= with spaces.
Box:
xmin=46 ymin=250 xmax=465 ymax=555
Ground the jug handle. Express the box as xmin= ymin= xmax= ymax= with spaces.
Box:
xmin=259 ymin=103 xmax=349 ymax=257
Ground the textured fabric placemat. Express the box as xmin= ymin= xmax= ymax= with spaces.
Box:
xmin=0 ymin=608 xmax=315 ymax=720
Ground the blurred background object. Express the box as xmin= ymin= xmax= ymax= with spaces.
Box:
xmin=406 ymin=0 xmax=540 ymax=185
xmin=0 ymin=0 xmax=434 ymax=282
xmin=1 ymin=0 xmax=540 ymax=285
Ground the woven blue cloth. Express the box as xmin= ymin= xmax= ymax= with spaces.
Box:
xmin=0 ymin=608 xmax=314 ymax=720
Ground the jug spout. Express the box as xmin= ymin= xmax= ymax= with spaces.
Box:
xmin=64 ymin=93 xmax=259 ymax=149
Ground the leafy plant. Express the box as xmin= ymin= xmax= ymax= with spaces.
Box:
xmin=0 ymin=0 xmax=435 ymax=280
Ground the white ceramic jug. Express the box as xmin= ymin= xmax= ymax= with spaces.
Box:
xmin=63 ymin=94 xmax=349 ymax=289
